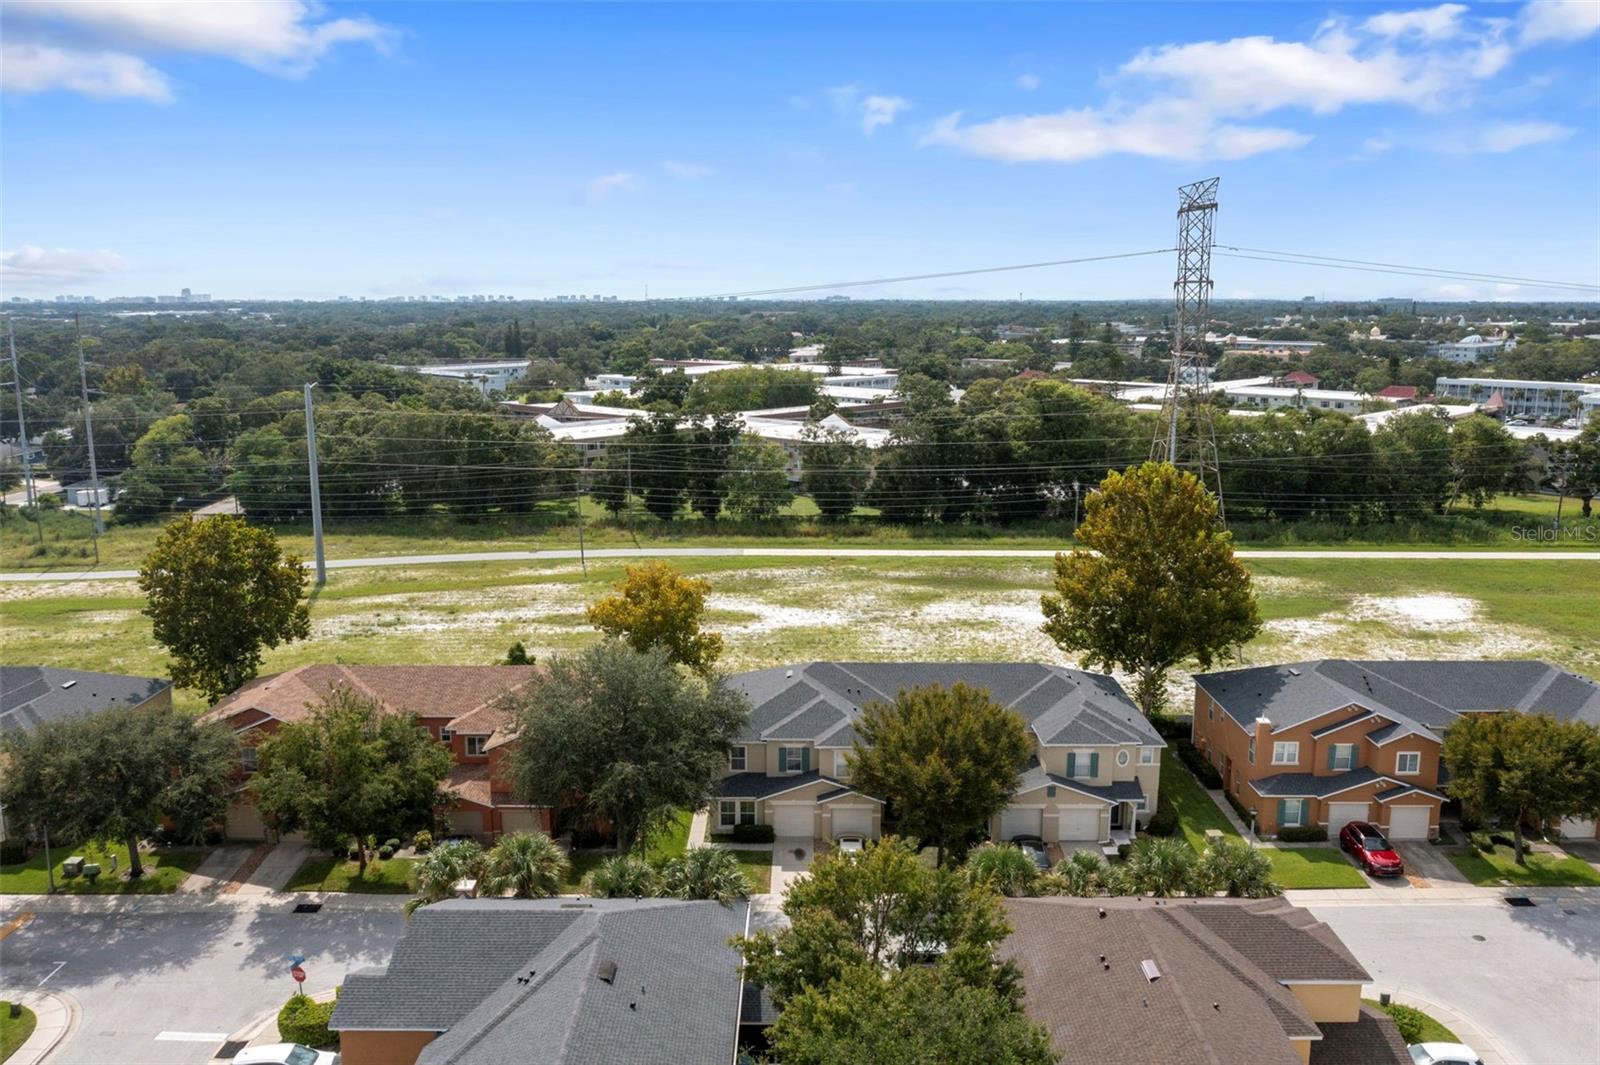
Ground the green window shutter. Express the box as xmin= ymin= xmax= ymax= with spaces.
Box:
xmin=1088 ymin=753 xmax=1100 ymax=778
xmin=801 ymin=748 xmax=812 ymax=773
xmin=1327 ymin=745 xmax=1338 ymax=771
xmin=1277 ymin=799 xmax=1288 ymax=827
xmin=1066 ymin=754 xmax=1077 ymax=777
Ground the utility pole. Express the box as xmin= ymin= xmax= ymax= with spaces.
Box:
xmin=1151 ymin=178 xmax=1227 ymax=523
xmin=303 ymin=383 xmax=326 ymax=585
xmin=575 ymin=472 xmax=587 ymax=575
xmin=75 ymin=314 xmax=104 ymax=559
xmin=6 ymin=317 xmax=44 ymax=544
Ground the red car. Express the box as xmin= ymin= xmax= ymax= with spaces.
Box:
xmin=1339 ymin=821 xmax=1404 ymax=877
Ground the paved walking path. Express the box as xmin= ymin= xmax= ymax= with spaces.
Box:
xmin=1204 ymin=787 xmax=1255 ymax=837
xmin=686 ymin=809 xmax=710 ymax=849
xmin=0 ymin=989 xmax=79 ymax=1065
xmin=4 ymin=545 xmax=1596 ymax=582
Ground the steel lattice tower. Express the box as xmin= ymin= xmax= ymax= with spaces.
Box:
xmin=1151 ymin=177 xmax=1226 ymax=522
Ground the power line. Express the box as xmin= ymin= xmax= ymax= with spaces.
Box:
xmin=1215 ymin=246 xmax=1600 ymax=293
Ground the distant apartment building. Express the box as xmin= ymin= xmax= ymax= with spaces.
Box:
xmin=1429 ymin=334 xmax=1511 ymax=363
xmin=395 ymin=360 xmax=531 ymax=396
xmin=1434 ymin=377 xmax=1600 ymax=421
xmin=1217 ymin=383 xmax=1370 ymax=414
xmin=1210 ymin=335 xmax=1322 ymax=356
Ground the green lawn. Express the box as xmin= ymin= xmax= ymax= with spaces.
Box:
xmin=730 ymin=849 xmax=773 ymax=894
xmin=0 ymin=841 xmax=205 ymax=895
xmin=1263 ymin=848 xmax=1370 ymax=889
xmin=285 ymin=854 xmax=418 ymax=893
xmin=1160 ymin=752 xmax=1240 ymax=852
xmin=0 ymin=1001 xmax=38 ymax=1063
xmin=1449 ymin=844 xmax=1600 ymax=887
xmin=1364 ymin=999 xmax=1461 ymax=1044
xmin=641 ymin=809 xmax=693 ymax=863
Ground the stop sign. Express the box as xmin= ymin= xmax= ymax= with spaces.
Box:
xmin=291 ymin=965 xmax=306 ymax=985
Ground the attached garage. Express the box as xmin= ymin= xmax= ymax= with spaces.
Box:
xmin=224 ymin=801 xmax=267 ymax=841
xmin=830 ymin=806 xmax=875 ymax=838
xmin=1055 ymin=806 xmax=1102 ymax=842
xmin=1000 ymin=807 xmax=1044 ymax=840
xmin=1385 ymin=805 xmax=1433 ymax=840
xmin=770 ymin=803 xmax=816 ymax=839
xmin=499 ymin=807 xmax=544 ymax=835
xmin=1559 ymin=818 xmax=1596 ymax=840
xmin=447 ymin=807 xmax=487 ymax=839
xmin=1325 ymin=802 xmax=1369 ymax=835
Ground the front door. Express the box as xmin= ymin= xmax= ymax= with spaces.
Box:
xmin=1109 ymin=803 xmax=1124 ymax=831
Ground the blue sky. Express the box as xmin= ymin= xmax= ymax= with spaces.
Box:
xmin=3 ymin=1 xmax=1598 ymax=301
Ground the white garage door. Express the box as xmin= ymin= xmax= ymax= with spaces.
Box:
xmin=771 ymin=804 xmax=815 ymax=839
xmin=448 ymin=808 xmax=485 ymax=838
xmin=1560 ymin=818 xmax=1597 ymax=840
xmin=1056 ymin=806 xmax=1102 ymax=842
xmin=831 ymin=806 xmax=875 ymax=838
xmin=1326 ymin=802 xmax=1369 ymax=835
xmin=1386 ymin=805 xmax=1432 ymax=840
xmin=1000 ymin=807 xmax=1043 ymax=840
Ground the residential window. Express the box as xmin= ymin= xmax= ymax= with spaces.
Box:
xmin=718 ymin=800 xmax=738 ymax=829
xmin=739 ymin=800 xmax=756 ymax=825
xmin=1207 ymin=704 xmax=1213 ymax=720
xmin=1139 ymin=748 xmax=1157 ymax=766
xmin=1116 ymin=750 xmax=1130 ymax=768
xmin=778 ymin=746 xmax=811 ymax=774
xmin=241 ymin=746 xmax=258 ymax=773
xmin=728 ymin=745 xmax=747 ymax=772
xmin=1279 ymin=798 xmax=1306 ymax=829
xmin=465 ymin=736 xmax=487 ymax=757
xmin=1271 ymin=741 xmax=1299 ymax=766
xmin=1066 ymin=751 xmax=1099 ymax=780
xmin=1395 ymin=751 xmax=1421 ymax=776
xmin=1247 ymin=737 xmax=1255 ymax=764
xmin=440 ymin=728 xmax=454 ymax=744
xmin=1328 ymin=743 xmax=1356 ymax=772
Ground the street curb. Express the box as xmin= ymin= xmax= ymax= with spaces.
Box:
xmin=1377 ymin=987 xmax=1514 ymax=1065
xmin=207 ymin=987 xmax=338 ymax=1064
xmin=0 ymin=988 xmax=80 ymax=1065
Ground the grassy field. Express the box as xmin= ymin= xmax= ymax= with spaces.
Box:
xmin=5 ymin=554 xmax=1595 ymax=715
xmin=286 ymin=854 xmax=418 ymax=893
xmin=1449 ymin=844 xmax=1600 ymax=887
xmin=5 ymin=490 xmax=1596 ymax=571
xmin=1363 ymin=999 xmax=1460 ymax=1044
xmin=1264 ymin=848 xmax=1369 ymax=889
xmin=0 ymin=841 xmax=205 ymax=895
xmin=0 ymin=1001 xmax=37 ymax=1063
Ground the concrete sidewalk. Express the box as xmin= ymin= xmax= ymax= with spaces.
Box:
xmin=1286 ymin=884 xmax=1599 ymax=906
xmin=0 ymin=888 xmax=409 ymax=917
xmin=0 ymin=989 xmax=80 ymax=1065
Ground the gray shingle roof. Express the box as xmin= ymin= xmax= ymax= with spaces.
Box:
xmin=730 ymin=662 xmax=1163 ymax=751
xmin=1248 ymin=767 xmax=1393 ymax=799
xmin=332 ymin=899 xmax=746 ymax=1065
xmin=1309 ymin=1005 xmax=1411 ymax=1065
xmin=1015 ymin=760 xmax=1145 ymax=804
xmin=1195 ymin=659 xmax=1600 ymax=735
xmin=714 ymin=770 xmax=844 ymax=799
xmin=0 ymin=666 xmax=170 ymax=734
xmin=1181 ymin=899 xmax=1370 ymax=982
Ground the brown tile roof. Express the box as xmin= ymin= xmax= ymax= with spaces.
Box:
xmin=202 ymin=665 xmax=538 ymax=730
xmin=447 ymin=763 xmax=493 ymax=809
xmin=1002 ymin=898 xmax=1392 ymax=1065
xmin=1311 ymin=1005 xmax=1411 ymax=1065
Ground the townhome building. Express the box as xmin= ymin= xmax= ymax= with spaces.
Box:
xmin=200 ymin=664 xmax=546 ymax=842
xmin=1191 ymin=659 xmax=1600 ymax=840
xmin=715 ymin=662 xmax=1165 ymax=846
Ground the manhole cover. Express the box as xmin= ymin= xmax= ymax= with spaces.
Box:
xmin=292 ymin=902 xmax=323 ymax=914
xmin=215 ymin=1040 xmax=248 ymax=1059
xmin=1504 ymin=896 xmax=1535 ymax=908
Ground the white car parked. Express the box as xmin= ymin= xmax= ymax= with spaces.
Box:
xmin=1408 ymin=1043 xmax=1484 ymax=1065
xmin=234 ymin=1044 xmax=340 ymax=1065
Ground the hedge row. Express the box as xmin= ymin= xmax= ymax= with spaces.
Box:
xmin=279 ymin=992 xmax=338 ymax=1048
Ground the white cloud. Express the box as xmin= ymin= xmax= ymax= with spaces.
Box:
xmin=0 ymin=42 xmax=171 ymax=101
xmin=925 ymin=2 xmax=1576 ymax=164
xmin=1016 ymin=72 xmax=1041 ymax=91
xmin=586 ymin=171 xmax=639 ymax=203
xmin=1462 ymin=120 xmax=1574 ymax=152
xmin=662 ymin=160 xmax=715 ymax=179
xmin=859 ymin=94 xmax=910 ymax=134
xmin=1 ymin=245 xmax=128 ymax=285
xmin=1518 ymin=0 xmax=1600 ymax=45
xmin=1360 ymin=136 xmax=1396 ymax=156
xmin=2 ymin=0 xmax=391 ymax=101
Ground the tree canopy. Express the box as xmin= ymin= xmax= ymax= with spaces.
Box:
xmin=1041 ymin=462 xmax=1260 ymax=715
xmin=585 ymin=561 xmax=724 ymax=672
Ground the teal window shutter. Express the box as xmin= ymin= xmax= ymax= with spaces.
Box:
xmin=1066 ymin=753 xmax=1076 ymax=777
xmin=801 ymin=748 xmax=812 ymax=773
xmin=1277 ymin=799 xmax=1288 ymax=827
xmin=1327 ymin=745 xmax=1337 ymax=771
xmin=1089 ymin=753 xmax=1100 ymax=778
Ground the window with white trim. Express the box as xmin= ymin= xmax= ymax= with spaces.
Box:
xmin=1247 ymin=737 xmax=1255 ymax=764
xmin=1395 ymin=751 xmax=1421 ymax=775
xmin=440 ymin=728 xmax=454 ymax=744
xmin=241 ymin=745 xmax=258 ymax=773
xmin=1139 ymin=747 xmax=1157 ymax=766
xmin=1279 ymin=798 xmax=1307 ymax=828
xmin=1116 ymin=750 xmax=1130 ymax=768
xmin=728 ymin=745 xmax=747 ymax=772
xmin=465 ymin=735 xmax=487 ymax=757
xmin=1271 ymin=741 xmax=1299 ymax=766
xmin=778 ymin=746 xmax=810 ymax=774
xmin=718 ymin=800 xmax=758 ymax=829
xmin=1330 ymin=743 xmax=1356 ymax=771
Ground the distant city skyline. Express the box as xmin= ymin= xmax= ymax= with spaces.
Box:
xmin=3 ymin=1 xmax=1598 ymax=302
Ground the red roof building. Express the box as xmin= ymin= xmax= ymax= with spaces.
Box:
xmin=1373 ymin=384 xmax=1420 ymax=404
xmin=1281 ymin=370 xmax=1320 ymax=387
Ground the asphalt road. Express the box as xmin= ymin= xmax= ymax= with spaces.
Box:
xmin=0 ymin=904 xmax=405 ymax=1065
xmin=3 ymin=545 xmax=1596 ymax=582
xmin=1308 ymin=898 xmax=1600 ymax=1065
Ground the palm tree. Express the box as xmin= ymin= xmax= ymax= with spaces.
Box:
xmin=481 ymin=832 xmax=570 ymax=899
xmin=661 ymin=847 xmax=750 ymax=903
xmin=405 ymin=839 xmax=486 ymax=917
xmin=1050 ymin=850 xmax=1107 ymax=897
xmin=1123 ymin=837 xmax=1198 ymax=897
xmin=584 ymin=854 xmax=662 ymax=899
xmin=1198 ymin=838 xmax=1280 ymax=898
xmin=963 ymin=842 xmax=1040 ymax=898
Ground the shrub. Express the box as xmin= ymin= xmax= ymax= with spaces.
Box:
xmin=1198 ymin=838 xmax=1280 ymax=898
xmin=584 ymin=855 xmax=662 ymax=899
xmin=278 ymin=992 xmax=339 ymax=1048
xmin=384 ymin=838 xmax=401 ymax=851
xmin=1225 ymin=791 xmax=1254 ymax=830
xmin=1276 ymin=826 xmax=1327 ymax=843
xmin=412 ymin=830 xmax=433 ymax=853
xmin=731 ymin=823 xmax=776 ymax=844
xmin=378 ymin=845 xmax=395 ymax=861
xmin=1051 ymin=850 xmax=1107 ymax=897
xmin=1144 ymin=798 xmax=1178 ymax=837
xmin=1122 ymin=838 xmax=1198 ymax=897
xmin=1469 ymin=830 xmax=1495 ymax=853
xmin=964 ymin=842 xmax=1041 ymax=898
xmin=662 ymin=847 xmax=751 ymax=902
xmin=1173 ymin=742 xmax=1223 ymax=788
xmin=1150 ymin=715 xmax=1191 ymax=741
xmin=0 ymin=838 xmax=29 ymax=864
xmin=1380 ymin=1003 xmax=1433 ymax=1045
xmin=1115 ymin=843 xmax=1133 ymax=862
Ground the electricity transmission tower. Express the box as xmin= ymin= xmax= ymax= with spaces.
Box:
xmin=1151 ymin=177 xmax=1226 ymax=521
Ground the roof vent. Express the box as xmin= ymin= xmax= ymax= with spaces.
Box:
xmin=596 ymin=960 xmax=617 ymax=984
xmin=1097 ymin=907 xmax=1106 ymax=919
xmin=1141 ymin=960 xmax=1161 ymax=983
xmin=1286 ymin=668 xmax=1301 ymax=677
xmin=60 ymin=680 xmax=76 ymax=689
xmin=786 ymin=670 xmax=793 ymax=678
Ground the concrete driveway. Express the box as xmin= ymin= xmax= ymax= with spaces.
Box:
xmin=1308 ymin=898 xmax=1600 ymax=1065
xmin=769 ymin=838 xmax=815 ymax=896
xmin=0 ymin=903 xmax=405 ymax=1064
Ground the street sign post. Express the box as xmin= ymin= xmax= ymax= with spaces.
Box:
xmin=291 ymin=965 xmax=306 ymax=988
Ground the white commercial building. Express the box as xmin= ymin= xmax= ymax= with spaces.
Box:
xmin=1433 ymin=377 xmax=1600 ymax=422
xmin=1215 ymin=382 xmax=1370 ymax=414
xmin=395 ymin=360 xmax=531 ymax=396
xmin=1429 ymin=335 xmax=1512 ymax=363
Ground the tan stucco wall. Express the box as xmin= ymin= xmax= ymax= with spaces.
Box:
xmin=338 ymin=1030 xmax=437 ymax=1065
xmin=1285 ymin=983 xmax=1362 ymax=1024
xmin=1290 ymin=1037 xmax=1313 ymax=1064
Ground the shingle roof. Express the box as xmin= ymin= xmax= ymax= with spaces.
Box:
xmin=1310 ymin=1005 xmax=1411 ymax=1065
xmin=714 ymin=770 xmax=843 ymax=800
xmin=201 ymin=665 xmax=539 ymax=729
xmin=1015 ymin=759 xmax=1144 ymax=804
xmin=446 ymin=764 xmax=493 ymax=808
xmin=0 ymin=666 xmax=170 ymax=733
xmin=1249 ymin=767 xmax=1394 ymax=799
xmin=1195 ymin=660 xmax=1600 ymax=735
xmin=1181 ymin=899 xmax=1370 ymax=982
xmin=333 ymin=899 xmax=747 ymax=1065
xmin=730 ymin=662 xmax=1163 ymax=751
